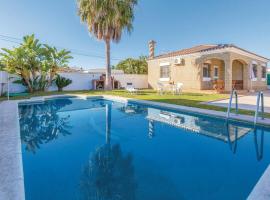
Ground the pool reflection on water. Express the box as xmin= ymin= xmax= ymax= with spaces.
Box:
xmin=19 ymin=98 xmax=269 ymax=200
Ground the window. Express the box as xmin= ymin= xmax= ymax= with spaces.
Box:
xmin=214 ymin=66 xmax=219 ymax=79
xmin=252 ymin=64 xmax=258 ymax=78
xmin=203 ymin=64 xmax=210 ymax=78
xmin=160 ymin=66 xmax=170 ymax=78
xmin=262 ymin=66 xmax=266 ymax=79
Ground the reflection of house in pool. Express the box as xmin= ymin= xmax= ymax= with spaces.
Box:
xmin=146 ymin=108 xmax=252 ymax=142
xmin=119 ymin=104 xmax=147 ymax=115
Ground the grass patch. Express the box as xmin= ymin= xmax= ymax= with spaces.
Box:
xmin=1 ymin=89 xmax=268 ymax=118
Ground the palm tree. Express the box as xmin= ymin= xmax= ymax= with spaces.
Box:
xmin=43 ymin=45 xmax=72 ymax=90
xmin=21 ymin=34 xmax=43 ymax=80
xmin=77 ymin=0 xmax=137 ymax=90
xmin=1 ymin=35 xmax=44 ymax=92
xmin=0 ymin=34 xmax=73 ymax=92
xmin=1 ymin=46 xmax=34 ymax=92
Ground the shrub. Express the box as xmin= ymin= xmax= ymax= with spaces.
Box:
xmin=55 ymin=75 xmax=72 ymax=92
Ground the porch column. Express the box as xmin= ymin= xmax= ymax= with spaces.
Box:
xmin=224 ymin=59 xmax=232 ymax=92
xmin=244 ymin=63 xmax=251 ymax=90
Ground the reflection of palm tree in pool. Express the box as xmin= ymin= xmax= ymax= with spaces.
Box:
xmin=19 ymin=99 xmax=72 ymax=153
xmin=106 ymin=104 xmax=111 ymax=144
xmin=80 ymin=103 xmax=137 ymax=200
xmin=80 ymin=144 xmax=137 ymax=200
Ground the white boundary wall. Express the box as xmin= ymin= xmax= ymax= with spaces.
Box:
xmin=0 ymin=71 xmax=148 ymax=93
xmin=114 ymin=74 xmax=148 ymax=89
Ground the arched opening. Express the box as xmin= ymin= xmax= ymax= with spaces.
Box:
xmin=200 ymin=58 xmax=225 ymax=92
xmin=232 ymin=59 xmax=247 ymax=90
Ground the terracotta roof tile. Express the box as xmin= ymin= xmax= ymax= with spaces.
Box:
xmin=152 ymin=44 xmax=218 ymax=59
xmin=151 ymin=44 xmax=269 ymax=61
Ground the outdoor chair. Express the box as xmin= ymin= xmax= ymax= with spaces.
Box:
xmin=172 ymin=82 xmax=183 ymax=95
xmin=157 ymin=82 xmax=164 ymax=95
xmin=213 ymin=80 xmax=225 ymax=93
xmin=126 ymin=83 xmax=138 ymax=94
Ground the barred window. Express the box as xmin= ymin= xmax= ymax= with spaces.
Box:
xmin=160 ymin=66 xmax=170 ymax=78
xmin=252 ymin=64 xmax=258 ymax=78
xmin=214 ymin=67 xmax=219 ymax=78
xmin=203 ymin=64 xmax=210 ymax=78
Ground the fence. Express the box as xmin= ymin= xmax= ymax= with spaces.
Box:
xmin=0 ymin=71 xmax=148 ymax=94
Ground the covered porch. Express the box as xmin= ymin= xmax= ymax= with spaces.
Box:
xmin=197 ymin=54 xmax=250 ymax=93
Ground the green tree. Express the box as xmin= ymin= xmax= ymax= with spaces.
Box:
xmin=1 ymin=46 xmax=34 ymax=92
xmin=114 ymin=56 xmax=147 ymax=74
xmin=43 ymin=45 xmax=72 ymax=90
xmin=77 ymin=0 xmax=138 ymax=90
xmin=0 ymin=60 xmax=4 ymax=70
xmin=0 ymin=34 xmax=72 ymax=93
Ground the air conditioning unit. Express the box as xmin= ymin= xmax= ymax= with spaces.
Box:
xmin=174 ymin=58 xmax=185 ymax=65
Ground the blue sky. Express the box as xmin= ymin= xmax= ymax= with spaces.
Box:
xmin=0 ymin=0 xmax=270 ymax=69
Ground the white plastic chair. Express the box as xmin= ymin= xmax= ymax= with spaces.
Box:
xmin=157 ymin=82 xmax=164 ymax=95
xmin=126 ymin=83 xmax=138 ymax=94
xmin=172 ymin=82 xmax=183 ymax=95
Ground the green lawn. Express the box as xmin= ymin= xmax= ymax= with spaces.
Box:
xmin=0 ymin=89 xmax=267 ymax=118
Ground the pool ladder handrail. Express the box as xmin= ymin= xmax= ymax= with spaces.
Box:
xmin=225 ymin=121 xmax=238 ymax=154
xmin=254 ymin=127 xmax=264 ymax=161
xmin=227 ymin=89 xmax=238 ymax=119
xmin=254 ymin=91 xmax=264 ymax=124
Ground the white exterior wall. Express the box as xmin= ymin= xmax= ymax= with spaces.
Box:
xmin=114 ymin=74 xmax=148 ymax=88
xmin=49 ymin=72 xmax=100 ymax=91
xmin=0 ymin=72 xmax=26 ymax=94
xmin=0 ymin=71 xmax=148 ymax=94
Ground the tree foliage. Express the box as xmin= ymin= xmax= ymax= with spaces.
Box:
xmin=77 ymin=0 xmax=137 ymax=90
xmin=114 ymin=56 xmax=147 ymax=74
xmin=0 ymin=34 xmax=72 ymax=93
xmin=55 ymin=75 xmax=72 ymax=92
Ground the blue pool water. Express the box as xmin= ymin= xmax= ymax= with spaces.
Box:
xmin=19 ymin=98 xmax=270 ymax=200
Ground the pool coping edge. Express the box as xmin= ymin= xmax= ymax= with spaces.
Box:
xmin=0 ymin=100 xmax=25 ymax=200
xmin=2 ymin=93 xmax=270 ymax=200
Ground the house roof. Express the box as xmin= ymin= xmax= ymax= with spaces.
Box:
xmin=57 ymin=67 xmax=124 ymax=74
xmin=151 ymin=44 xmax=269 ymax=61
xmin=85 ymin=68 xmax=124 ymax=74
xmin=57 ymin=67 xmax=84 ymax=73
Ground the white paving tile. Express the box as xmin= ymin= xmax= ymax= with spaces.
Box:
xmin=0 ymin=100 xmax=25 ymax=200
xmin=248 ymin=165 xmax=270 ymax=200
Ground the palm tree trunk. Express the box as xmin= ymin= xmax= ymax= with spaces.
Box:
xmin=45 ymin=69 xmax=55 ymax=91
xmin=105 ymin=39 xmax=112 ymax=90
xmin=24 ymin=78 xmax=33 ymax=93
xmin=105 ymin=103 xmax=111 ymax=144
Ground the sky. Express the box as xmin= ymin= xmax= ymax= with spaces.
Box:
xmin=0 ymin=0 xmax=270 ymax=69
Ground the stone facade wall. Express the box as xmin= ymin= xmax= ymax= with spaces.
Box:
xmin=148 ymin=51 xmax=268 ymax=92
xmin=147 ymin=57 xmax=201 ymax=90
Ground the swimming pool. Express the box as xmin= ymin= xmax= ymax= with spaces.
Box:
xmin=19 ymin=97 xmax=270 ymax=200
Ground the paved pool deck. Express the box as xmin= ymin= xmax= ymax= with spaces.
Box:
xmin=248 ymin=165 xmax=270 ymax=200
xmin=1 ymin=94 xmax=270 ymax=199
xmin=204 ymin=91 xmax=270 ymax=113
xmin=0 ymin=100 xmax=25 ymax=200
